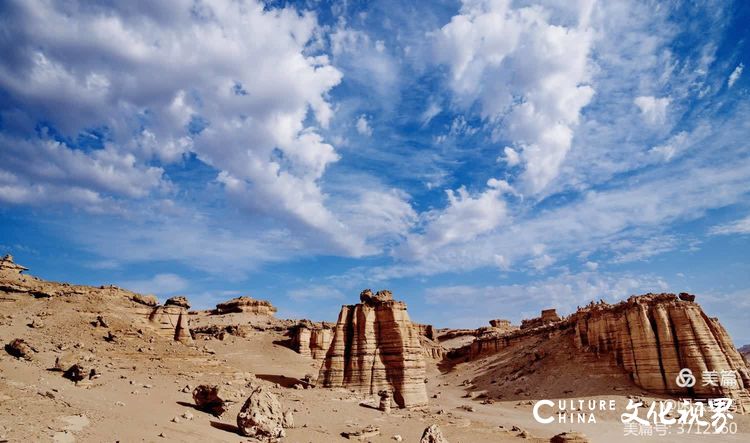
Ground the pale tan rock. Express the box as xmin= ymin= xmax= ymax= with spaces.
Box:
xmin=290 ymin=321 xmax=333 ymax=359
xmin=236 ymin=385 xmax=288 ymax=440
xmin=165 ymin=296 xmax=190 ymax=309
xmin=318 ymin=289 xmax=428 ymax=408
xmin=420 ymin=424 xmax=448 ymax=443
xmin=131 ymin=294 xmax=158 ymax=307
xmin=149 ymin=303 xmax=193 ymax=344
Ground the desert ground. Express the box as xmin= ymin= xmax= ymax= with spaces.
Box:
xmin=1 ymin=258 xmax=749 ymax=443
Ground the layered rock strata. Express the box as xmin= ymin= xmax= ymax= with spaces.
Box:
xmin=290 ymin=321 xmax=334 ymax=359
xmin=149 ymin=300 xmax=194 ymax=344
xmin=215 ymin=296 xmax=277 ymax=316
xmin=457 ymin=293 xmax=750 ymax=411
xmin=318 ymin=289 xmax=428 ymax=408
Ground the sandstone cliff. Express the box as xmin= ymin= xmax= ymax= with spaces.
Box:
xmin=455 ymin=293 xmax=750 ymax=411
xmin=290 ymin=320 xmax=334 ymax=359
xmin=149 ymin=296 xmax=194 ymax=344
xmin=318 ymin=289 xmax=428 ymax=408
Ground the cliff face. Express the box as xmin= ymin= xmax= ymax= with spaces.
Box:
xmin=291 ymin=321 xmax=334 ymax=359
xmin=573 ymin=294 xmax=749 ymax=405
xmin=318 ymin=289 xmax=428 ymax=408
xmin=459 ymin=293 xmax=750 ymax=411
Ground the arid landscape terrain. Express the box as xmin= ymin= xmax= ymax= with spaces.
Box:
xmin=1 ymin=254 xmax=749 ymax=442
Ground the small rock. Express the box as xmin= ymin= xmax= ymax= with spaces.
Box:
xmin=392 ymin=435 xmax=403 ymax=442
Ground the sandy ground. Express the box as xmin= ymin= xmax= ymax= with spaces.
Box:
xmin=1 ymin=290 xmax=749 ymax=443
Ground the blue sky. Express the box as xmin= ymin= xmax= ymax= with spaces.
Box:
xmin=1 ymin=0 xmax=749 ymax=344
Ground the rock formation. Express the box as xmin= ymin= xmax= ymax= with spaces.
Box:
xmin=290 ymin=320 xmax=334 ymax=359
xmin=236 ymin=385 xmax=292 ymax=440
xmin=0 ymin=254 xmax=27 ymax=273
xmin=573 ymin=293 xmax=750 ymax=408
xmin=457 ymin=293 xmax=750 ymax=411
xmin=520 ymin=309 xmax=561 ymax=329
xmin=318 ymin=289 xmax=428 ymax=408
xmin=215 ymin=296 xmax=277 ymax=315
xmin=149 ymin=299 xmax=194 ymax=344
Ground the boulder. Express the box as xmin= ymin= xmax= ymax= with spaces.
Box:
xmin=318 ymin=289 xmax=428 ymax=408
xmin=192 ymin=385 xmax=231 ymax=416
xmin=236 ymin=385 xmax=289 ymax=440
xmin=420 ymin=424 xmax=448 ymax=443
xmin=5 ymin=338 xmax=34 ymax=360
xmin=131 ymin=293 xmax=158 ymax=306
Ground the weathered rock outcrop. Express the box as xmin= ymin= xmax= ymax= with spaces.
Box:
xmin=520 ymin=309 xmax=560 ymax=329
xmin=318 ymin=289 xmax=428 ymax=408
xmin=573 ymin=294 xmax=749 ymax=408
xmin=290 ymin=321 xmax=333 ymax=359
xmin=215 ymin=296 xmax=277 ymax=316
xmin=5 ymin=338 xmax=35 ymax=360
xmin=149 ymin=300 xmax=194 ymax=344
xmin=457 ymin=293 xmax=750 ymax=411
xmin=550 ymin=431 xmax=589 ymax=443
xmin=0 ymin=254 xmax=27 ymax=273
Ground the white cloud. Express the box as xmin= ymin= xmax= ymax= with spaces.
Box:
xmin=402 ymin=178 xmax=512 ymax=258
xmin=728 ymin=63 xmax=744 ymax=88
xmin=432 ymin=0 xmax=596 ymax=194
xmin=634 ymin=95 xmax=670 ymax=125
xmin=118 ymin=273 xmax=188 ymax=297
xmin=423 ymin=271 xmax=669 ymax=328
xmin=709 ymin=215 xmax=750 ymax=236
xmin=585 ymin=261 xmax=599 ymax=270
xmin=0 ymin=1 xmax=392 ymax=253
xmin=420 ymin=102 xmax=442 ymax=126
xmin=356 ymin=114 xmax=372 ymax=136
xmin=503 ymin=146 xmax=520 ymax=166
xmin=288 ymin=285 xmax=346 ymax=301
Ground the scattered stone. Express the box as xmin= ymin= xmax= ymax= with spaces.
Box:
xmin=5 ymin=338 xmax=35 ymax=360
xmin=182 ymin=411 xmax=194 ymax=421
xmin=92 ymin=315 xmax=109 ymax=328
xmin=236 ymin=385 xmax=290 ymax=440
xmin=63 ymin=364 xmax=98 ymax=383
xmin=420 ymin=424 xmax=448 ymax=443
xmin=392 ymin=435 xmax=403 ymax=442
xmin=342 ymin=425 xmax=380 ymax=440
xmin=192 ymin=385 xmax=231 ymax=416
xmin=27 ymin=318 xmax=44 ymax=328
xmin=171 ymin=416 xmax=181 ymax=423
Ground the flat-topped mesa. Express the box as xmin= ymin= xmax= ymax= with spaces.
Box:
xmin=290 ymin=320 xmax=334 ymax=359
xmin=149 ymin=296 xmax=194 ymax=344
xmin=0 ymin=254 xmax=28 ymax=274
xmin=214 ymin=296 xmax=277 ymax=316
xmin=318 ymin=289 xmax=428 ymax=408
